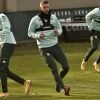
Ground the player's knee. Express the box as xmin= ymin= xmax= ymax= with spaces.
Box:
xmin=0 ymin=64 xmax=6 ymax=73
xmin=64 ymin=67 xmax=69 ymax=74
xmin=48 ymin=64 xmax=58 ymax=73
xmin=47 ymin=61 xmax=56 ymax=68
xmin=91 ymin=46 xmax=98 ymax=51
xmin=0 ymin=58 xmax=8 ymax=72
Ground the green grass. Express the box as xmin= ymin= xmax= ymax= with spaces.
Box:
xmin=0 ymin=42 xmax=100 ymax=100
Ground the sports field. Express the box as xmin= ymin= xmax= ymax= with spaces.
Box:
xmin=0 ymin=42 xmax=100 ymax=100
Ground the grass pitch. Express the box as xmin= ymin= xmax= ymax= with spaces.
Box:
xmin=0 ymin=42 xmax=100 ymax=100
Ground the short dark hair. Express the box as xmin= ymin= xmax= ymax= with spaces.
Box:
xmin=40 ymin=0 xmax=49 ymax=4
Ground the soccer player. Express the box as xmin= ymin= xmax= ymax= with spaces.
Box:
xmin=28 ymin=0 xmax=70 ymax=96
xmin=81 ymin=8 xmax=100 ymax=72
xmin=0 ymin=13 xmax=31 ymax=97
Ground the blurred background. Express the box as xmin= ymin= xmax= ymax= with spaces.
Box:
xmin=0 ymin=0 xmax=100 ymax=43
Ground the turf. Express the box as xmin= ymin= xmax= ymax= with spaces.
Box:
xmin=0 ymin=42 xmax=100 ymax=100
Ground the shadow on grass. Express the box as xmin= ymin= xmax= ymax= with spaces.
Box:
xmin=1 ymin=95 xmax=56 ymax=100
xmin=1 ymin=91 xmax=100 ymax=100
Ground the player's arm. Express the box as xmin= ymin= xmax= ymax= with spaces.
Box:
xmin=0 ymin=14 xmax=11 ymax=35
xmin=53 ymin=15 xmax=62 ymax=36
xmin=85 ymin=9 xmax=96 ymax=30
xmin=28 ymin=17 xmax=45 ymax=40
xmin=28 ymin=17 xmax=40 ymax=39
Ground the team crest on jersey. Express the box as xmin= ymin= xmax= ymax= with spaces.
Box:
xmin=44 ymin=19 xmax=48 ymax=22
xmin=94 ymin=36 xmax=98 ymax=38
xmin=46 ymin=52 xmax=50 ymax=56
xmin=2 ymin=60 xmax=6 ymax=63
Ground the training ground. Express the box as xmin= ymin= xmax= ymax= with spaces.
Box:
xmin=0 ymin=42 xmax=100 ymax=100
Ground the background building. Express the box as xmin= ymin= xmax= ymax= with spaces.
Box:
xmin=1 ymin=0 xmax=99 ymax=12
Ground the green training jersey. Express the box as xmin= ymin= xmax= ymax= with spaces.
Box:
xmin=28 ymin=14 xmax=62 ymax=48
xmin=85 ymin=8 xmax=100 ymax=31
xmin=0 ymin=13 xmax=16 ymax=45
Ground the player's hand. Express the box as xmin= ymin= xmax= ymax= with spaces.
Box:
xmin=53 ymin=29 xmax=59 ymax=36
xmin=39 ymin=32 xmax=45 ymax=39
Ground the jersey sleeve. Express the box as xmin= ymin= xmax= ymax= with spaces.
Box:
xmin=28 ymin=16 xmax=40 ymax=39
xmin=54 ymin=15 xmax=62 ymax=36
xmin=0 ymin=14 xmax=11 ymax=35
xmin=85 ymin=8 xmax=96 ymax=30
